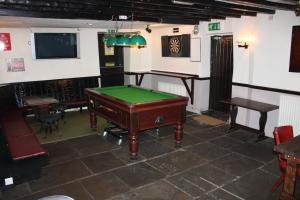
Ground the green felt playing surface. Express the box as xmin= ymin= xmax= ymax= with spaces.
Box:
xmin=94 ymin=85 xmax=177 ymax=103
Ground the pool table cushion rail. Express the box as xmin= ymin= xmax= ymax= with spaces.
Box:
xmin=85 ymin=85 xmax=188 ymax=132
xmin=85 ymin=85 xmax=189 ymax=109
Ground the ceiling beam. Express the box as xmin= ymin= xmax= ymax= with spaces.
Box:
xmin=214 ymin=0 xmax=296 ymax=10
xmin=120 ymin=0 xmax=275 ymax=14
xmin=0 ymin=0 xmax=294 ymax=25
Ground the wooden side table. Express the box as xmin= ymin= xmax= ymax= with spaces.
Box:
xmin=221 ymin=97 xmax=279 ymax=141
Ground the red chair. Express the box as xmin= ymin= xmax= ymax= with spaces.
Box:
xmin=272 ymin=125 xmax=300 ymax=192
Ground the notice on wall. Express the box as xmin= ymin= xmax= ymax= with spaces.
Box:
xmin=0 ymin=33 xmax=12 ymax=51
xmin=104 ymin=45 xmax=114 ymax=55
xmin=7 ymin=58 xmax=25 ymax=72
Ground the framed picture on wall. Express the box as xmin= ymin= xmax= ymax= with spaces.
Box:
xmin=161 ymin=34 xmax=190 ymax=57
xmin=104 ymin=45 xmax=114 ymax=56
xmin=7 ymin=58 xmax=25 ymax=72
xmin=289 ymin=26 xmax=300 ymax=72
xmin=190 ymin=37 xmax=201 ymax=62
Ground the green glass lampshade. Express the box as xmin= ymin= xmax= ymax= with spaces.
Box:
xmin=116 ymin=35 xmax=131 ymax=46
xmin=130 ymin=35 xmax=147 ymax=47
xmin=106 ymin=36 xmax=117 ymax=46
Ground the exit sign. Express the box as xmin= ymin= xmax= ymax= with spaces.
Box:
xmin=208 ymin=22 xmax=221 ymax=31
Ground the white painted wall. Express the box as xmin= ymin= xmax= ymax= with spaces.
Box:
xmin=123 ymin=29 xmax=152 ymax=72
xmin=140 ymin=11 xmax=300 ymax=137
xmin=150 ymin=25 xmax=202 ymax=76
xmin=0 ymin=28 xmax=103 ymax=84
xmin=197 ymin=10 xmax=300 ymax=137
xmin=230 ymin=11 xmax=300 ymax=90
xmin=1 ymin=11 xmax=300 ymax=137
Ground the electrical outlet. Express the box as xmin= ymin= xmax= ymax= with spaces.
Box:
xmin=4 ymin=177 xmax=13 ymax=185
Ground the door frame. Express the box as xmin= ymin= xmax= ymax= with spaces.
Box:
xmin=209 ymin=34 xmax=233 ymax=113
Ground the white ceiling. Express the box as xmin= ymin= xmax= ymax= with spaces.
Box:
xmin=0 ymin=16 xmax=173 ymax=29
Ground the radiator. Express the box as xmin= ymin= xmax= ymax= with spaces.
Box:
xmin=158 ymin=82 xmax=187 ymax=96
xmin=278 ymin=95 xmax=300 ymax=135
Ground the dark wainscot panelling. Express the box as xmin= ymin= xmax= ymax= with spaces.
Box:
xmin=0 ymin=76 xmax=99 ymax=111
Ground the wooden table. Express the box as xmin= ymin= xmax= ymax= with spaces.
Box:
xmin=221 ymin=97 xmax=279 ymax=141
xmin=24 ymin=96 xmax=58 ymax=107
xmin=274 ymin=135 xmax=300 ymax=200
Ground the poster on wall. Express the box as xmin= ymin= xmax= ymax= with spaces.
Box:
xmin=7 ymin=58 xmax=25 ymax=72
xmin=0 ymin=33 xmax=12 ymax=51
xmin=104 ymin=45 xmax=114 ymax=56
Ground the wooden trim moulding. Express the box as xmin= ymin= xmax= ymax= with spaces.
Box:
xmin=232 ymin=82 xmax=300 ymax=96
xmin=0 ymin=75 xmax=101 ymax=85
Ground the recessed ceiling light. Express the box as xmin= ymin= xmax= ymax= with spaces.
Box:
xmin=87 ymin=23 xmax=93 ymax=26
xmin=118 ymin=15 xmax=128 ymax=20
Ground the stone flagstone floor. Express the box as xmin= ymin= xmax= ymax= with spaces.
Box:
xmin=0 ymin=113 xmax=297 ymax=200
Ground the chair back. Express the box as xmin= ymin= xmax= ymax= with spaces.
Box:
xmin=273 ymin=125 xmax=294 ymax=145
xmin=274 ymin=125 xmax=294 ymax=168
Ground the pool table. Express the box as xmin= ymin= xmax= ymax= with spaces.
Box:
xmin=85 ymin=85 xmax=189 ymax=158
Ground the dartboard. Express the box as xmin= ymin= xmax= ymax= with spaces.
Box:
xmin=169 ymin=36 xmax=181 ymax=55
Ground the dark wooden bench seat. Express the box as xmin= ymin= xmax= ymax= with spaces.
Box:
xmin=64 ymin=99 xmax=87 ymax=107
xmin=0 ymin=110 xmax=48 ymax=161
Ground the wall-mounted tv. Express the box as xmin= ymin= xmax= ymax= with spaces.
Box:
xmin=33 ymin=33 xmax=79 ymax=59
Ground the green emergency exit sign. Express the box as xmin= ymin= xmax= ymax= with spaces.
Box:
xmin=208 ymin=22 xmax=221 ymax=31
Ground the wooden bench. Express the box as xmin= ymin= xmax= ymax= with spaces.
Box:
xmin=64 ymin=99 xmax=87 ymax=112
xmin=0 ymin=110 xmax=48 ymax=161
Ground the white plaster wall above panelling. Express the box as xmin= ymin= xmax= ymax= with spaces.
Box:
xmin=150 ymin=25 xmax=201 ymax=75
xmin=122 ymin=29 xmax=152 ymax=72
xmin=252 ymin=12 xmax=300 ymax=91
xmin=0 ymin=28 xmax=102 ymax=84
xmin=199 ymin=11 xmax=300 ymax=90
xmin=232 ymin=12 xmax=300 ymax=90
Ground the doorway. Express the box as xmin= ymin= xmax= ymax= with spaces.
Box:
xmin=97 ymin=33 xmax=124 ymax=87
xmin=209 ymin=35 xmax=233 ymax=113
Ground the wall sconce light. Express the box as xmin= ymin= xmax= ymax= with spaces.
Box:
xmin=237 ymin=35 xmax=255 ymax=49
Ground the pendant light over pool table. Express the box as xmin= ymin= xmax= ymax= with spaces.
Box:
xmin=130 ymin=34 xmax=147 ymax=47
xmin=116 ymin=35 xmax=131 ymax=46
xmin=106 ymin=36 xmax=117 ymax=47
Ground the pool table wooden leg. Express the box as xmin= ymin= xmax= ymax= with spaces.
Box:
xmin=129 ymin=132 xmax=138 ymax=159
xmin=175 ymin=123 xmax=183 ymax=147
xmin=89 ymin=111 xmax=97 ymax=130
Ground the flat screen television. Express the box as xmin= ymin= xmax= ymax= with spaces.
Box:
xmin=33 ymin=33 xmax=79 ymax=59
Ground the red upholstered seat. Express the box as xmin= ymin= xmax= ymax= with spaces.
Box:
xmin=2 ymin=120 xmax=32 ymax=138
xmin=7 ymin=134 xmax=48 ymax=161
xmin=272 ymin=125 xmax=300 ymax=192
xmin=0 ymin=109 xmax=48 ymax=161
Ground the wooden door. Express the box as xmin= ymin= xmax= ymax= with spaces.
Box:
xmin=209 ymin=35 xmax=233 ymax=113
xmin=98 ymin=34 xmax=124 ymax=87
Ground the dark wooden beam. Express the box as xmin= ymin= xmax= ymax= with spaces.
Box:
xmin=0 ymin=0 xmax=294 ymax=25
xmin=109 ymin=0 xmax=248 ymax=17
xmin=120 ymin=0 xmax=275 ymax=14
xmin=215 ymin=0 xmax=296 ymax=10
xmin=107 ymin=4 xmax=235 ymax=19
